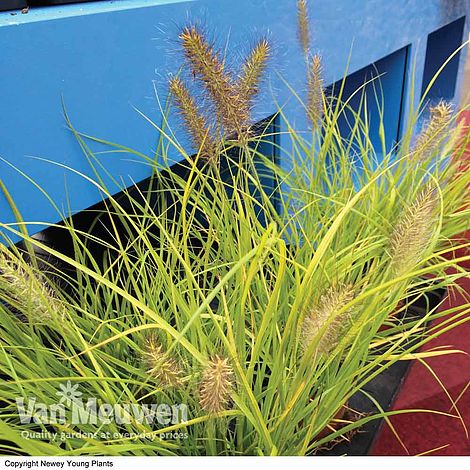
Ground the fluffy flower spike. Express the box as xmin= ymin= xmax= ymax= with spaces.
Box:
xmin=143 ymin=335 xmax=183 ymax=388
xmin=0 ymin=248 xmax=64 ymax=323
xmin=179 ymin=25 xmax=249 ymax=137
xmin=307 ymin=54 xmax=324 ymax=129
xmin=412 ymin=101 xmax=453 ymax=162
xmin=300 ymin=283 xmax=356 ymax=355
xmin=238 ymin=38 xmax=271 ymax=109
xmin=169 ymin=76 xmax=218 ymax=160
xmin=297 ymin=0 xmax=310 ymax=56
xmin=389 ymin=184 xmax=439 ymax=276
xmin=199 ymin=355 xmax=235 ymax=413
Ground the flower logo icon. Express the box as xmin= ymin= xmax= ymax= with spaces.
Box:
xmin=56 ymin=381 xmax=83 ymax=405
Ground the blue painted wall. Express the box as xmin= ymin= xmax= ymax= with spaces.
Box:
xmin=0 ymin=0 xmax=468 ymax=242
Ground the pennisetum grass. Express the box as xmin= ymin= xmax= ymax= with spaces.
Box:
xmin=0 ymin=245 xmax=64 ymax=323
xmin=237 ymin=38 xmax=271 ymax=116
xmin=198 ymin=356 xmax=235 ymax=414
xmin=0 ymin=0 xmax=469 ymax=456
xmin=169 ymin=76 xmax=218 ymax=161
xmin=179 ymin=25 xmax=249 ymax=139
xmin=389 ymin=184 xmax=440 ymax=277
xmin=300 ymin=283 xmax=356 ymax=355
xmin=173 ymin=24 xmax=271 ymax=152
xmin=143 ymin=334 xmax=184 ymax=388
xmin=412 ymin=101 xmax=454 ymax=162
xmin=307 ymin=54 xmax=324 ymax=129
xmin=297 ymin=1 xmax=324 ymax=129
xmin=297 ymin=0 xmax=310 ymax=57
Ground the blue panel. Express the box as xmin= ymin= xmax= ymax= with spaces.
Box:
xmin=0 ymin=1 xmax=198 ymax=241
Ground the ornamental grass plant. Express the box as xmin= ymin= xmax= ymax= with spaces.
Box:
xmin=0 ymin=0 xmax=469 ymax=456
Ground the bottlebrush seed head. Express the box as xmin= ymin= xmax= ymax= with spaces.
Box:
xmin=143 ymin=335 xmax=183 ymax=388
xmin=297 ymin=0 xmax=310 ymax=56
xmin=238 ymin=38 xmax=271 ymax=109
xmin=0 ymin=248 xmax=64 ymax=323
xmin=169 ymin=76 xmax=218 ymax=161
xmin=300 ymin=283 xmax=356 ymax=355
xmin=307 ymin=54 xmax=324 ymax=129
xmin=199 ymin=355 xmax=235 ymax=413
xmin=389 ymin=185 xmax=439 ymax=276
xmin=412 ymin=101 xmax=453 ymax=162
xmin=179 ymin=25 xmax=249 ymax=137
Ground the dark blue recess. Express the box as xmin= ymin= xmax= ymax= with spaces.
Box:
xmin=328 ymin=46 xmax=409 ymax=157
xmin=421 ymin=16 xmax=466 ymax=103
xmin=0 ymin=0 xmax=27 ymax=12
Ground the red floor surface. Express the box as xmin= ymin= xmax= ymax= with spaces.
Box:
xmin=370 ymin=278 xmax=470 ymax=455
xmin=370 ymin=111 xmax=470 ymax=456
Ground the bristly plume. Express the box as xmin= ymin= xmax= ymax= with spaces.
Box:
xmin=0 ymin=247 xmax=65 ymax=323
xmin=238 ymin=38 xmax=271 ymax=109
xmin=169 ymin=76 xmax=218 ymax=160
xmin=179 ymin=25 xmax=249 ymax=137
xmin=143 ymin=335 xmax=183 ymax=388
xmin=389 ymin=185 xmax=439 ymax=276
xmin=300 ymin=283 xmax=356 ymax=355
xmin=307 ymin=54 xmax=324 ymax=129
xmin=412 ymin=101 xmax=453 ymax=162
xmin=297 ymin=0 xmax=310 ymax=56
xmin=199 ymin=356 xmax=234 ymax=413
